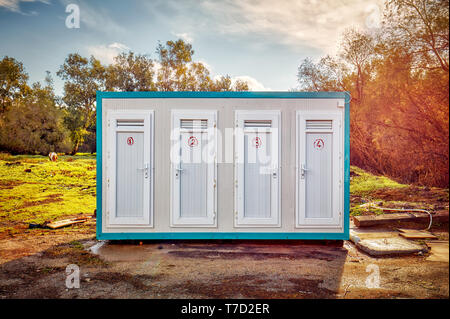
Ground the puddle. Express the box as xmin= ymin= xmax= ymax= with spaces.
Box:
xmin=89 ymin=241 xmax=107 ymax=255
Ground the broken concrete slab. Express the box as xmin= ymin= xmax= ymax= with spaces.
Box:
xmin=349 ymin=229 xmax=428 ymax=256
xmin=426 ymin=241 xmax=449 ymax=262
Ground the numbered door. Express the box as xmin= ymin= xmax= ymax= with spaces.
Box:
xmin=107 ymin=111 xmax=154 ymax=226
xmin=171 ymin=111 xmax=217 ymax=226
xmin=296 ymin=112 xmax=342 ymax=227
xmin=235 ymin=111 xmax=281 ymax=227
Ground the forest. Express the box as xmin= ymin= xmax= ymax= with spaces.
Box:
xmin=0 ymin=0 xmax=448 ymax=187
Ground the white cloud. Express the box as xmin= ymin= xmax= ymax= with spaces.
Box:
xmin=199 ymin=0 xmax=385 ymax=53
xmin=172 ymin=32 xmax=194 ymax=43
xmin=87 ymin=42 xmax=130 ymax=64
xmin=0 ymin=0 xmax=48 ymax=14
xmin=231 ymin=75 xmax=271 ymax=91
xmin=148 ymin=0 xmax=385 ymax=54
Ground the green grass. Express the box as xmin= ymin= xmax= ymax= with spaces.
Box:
xmin=0 ymin=153 xmax=437 ymax=230
xmin=350 ymin=165 xmax=408 ymax=196
xmin=0 ymin=153 xmax=96 ymax=226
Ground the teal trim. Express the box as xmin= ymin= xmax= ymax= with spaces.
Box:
xmin=96 ymin=91 xmax=350 ymax=241
xmin=97 ymin=91 xmax=347 ymax=100
xmin=98 ymin=232 xmax=348 ymax=240
xmin=343 ymin=92 xmax=351 ymax=240
xmin=96 ymin=92 xmax=103 ymax=240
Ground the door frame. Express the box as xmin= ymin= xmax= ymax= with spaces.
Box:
xmin=170 ymin=109 xmax=218 ymax=227
xmin=107 ymin=110 xmax=154 ymax=227
xmin=234 ymin=110 xmax=281 ymax=227
xmin=295 ymin=111 xmax=343 ymax=228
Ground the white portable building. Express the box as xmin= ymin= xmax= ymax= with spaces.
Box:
xmin=96 ymin=92 xmax=350 ymax=240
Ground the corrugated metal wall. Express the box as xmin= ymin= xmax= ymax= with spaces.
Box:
xmin=102 ymin=98 xmax=345 ymax=234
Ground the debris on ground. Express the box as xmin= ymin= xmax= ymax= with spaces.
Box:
xmin=426 ymin=241 xmax=449 ymax=262
xmin=397 ymin=229 xmax=438 ymax=240
xmin=28 ymin=215 xmax=94 ymax=230
xmin=46 ymin=215 xmax=93 ymax=229
xmin=353 ymin=210 xmax=448 ymax=227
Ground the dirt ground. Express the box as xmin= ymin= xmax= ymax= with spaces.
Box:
xmin=0 ymin=222 xmax=448 ymax=299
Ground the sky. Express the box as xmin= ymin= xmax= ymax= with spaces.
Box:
xmin=0 ymin=0 xmax=385 ymax=95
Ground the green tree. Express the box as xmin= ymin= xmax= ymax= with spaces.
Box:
xmin=0 ymin=74 xmax=72 ymax=155
xmin=106 ymin=52 xmax=156 ymax=91
xmin=155 ymin=39 xmax=249 ymax=91
xmin=57 ymin=54 xmax=106 ymax=154
xmin=0 ymin=56 xmax=30 ymax=113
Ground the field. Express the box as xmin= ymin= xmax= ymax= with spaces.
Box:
xmin=0 ymin=153 xmax=96 ymax=239
xmin=0 ymin=153 xmax=448 ymax=239
xmin=0 ymin=154 xmax=448 ymax=299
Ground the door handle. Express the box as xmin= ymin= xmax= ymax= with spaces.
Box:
xmin=175 ymin=167 xmax=183 ymax=178
xmin=300 ymin=163 xmax=308 ymax=179
xmin=137 ymin=163 xmax=150 ymax=178
xmin=144 ymin=162 xmax=149 ymax=179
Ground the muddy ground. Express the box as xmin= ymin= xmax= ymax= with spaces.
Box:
xmin=0 ymin=222 xmax=448 ymax=299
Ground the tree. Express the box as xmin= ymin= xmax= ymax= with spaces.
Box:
xmin=297 ymin=0 xmax=449 ymax=187
xmin=384 ymin=0 xmax=449 ymax=72
xmin=0 ymin=75 xmax=72 ymax=155
xmin=0 ymin=56 xmax=30 ymax=113
xmin=297 ymin=56 xmax=350 ymax=92
xmin=105 ymin=52 xmax=156 ymax=91
xmin=339 ymin=29 xmax=376 ymax=104
xmin=57 ymin=54 xmax=106 ymax=154
xmin=56 ymin=40 xmax=248 ymax=154
xmin=155 ymin=39 xmax=249 ymax=91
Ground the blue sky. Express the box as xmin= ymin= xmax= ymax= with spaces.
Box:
xmin=0 ymin=0 xmax=384 ymax=94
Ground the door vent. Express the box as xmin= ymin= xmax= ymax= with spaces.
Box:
xmin=116 ymin=119 xmax=144 ymax=127
xmin=306 ymin=120 xmax=332 ymax=130
xmin=244 ymin=120 xmax=272 ymax=128
xmin=180 ymin=119 xmax=208 ymax=129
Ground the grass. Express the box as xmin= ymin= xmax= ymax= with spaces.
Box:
xmin=350 ymin=165 xmax=408 ymax=196
xmin=0 ymin=153 xmax=96 ymax=229
xmin=0 ymin=153 xmax=445 ymax=233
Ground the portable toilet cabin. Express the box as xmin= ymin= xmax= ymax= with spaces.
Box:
xmin=96 ymin=91 xmax=350 ymax=240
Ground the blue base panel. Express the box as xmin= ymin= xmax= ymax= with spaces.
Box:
xmin=97 ymin=232 xmax=349 ymax=240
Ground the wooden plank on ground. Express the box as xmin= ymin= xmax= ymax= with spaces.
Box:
xmin=397 ymin=229 xmax=438 ymax=239
xmin=411 ymin=211 xmax=449 ymax=222
xmin=353 ymin=213 xmax=415 ymax=227
xmin=46 ymin=219 xmax=86 ymax=229
xmin=353 ymin=210 xmax=449 ymax=227
xmin=426 ymin=241 xmax=449 ymax=262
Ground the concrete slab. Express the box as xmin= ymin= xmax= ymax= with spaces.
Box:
xmin=426 ymin=241 xmax=449 ymax=262
xmin=350 ymin=228 xmax=428 ymax=256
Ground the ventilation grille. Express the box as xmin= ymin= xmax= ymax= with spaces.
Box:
xmin=180 ymin=119 xmax=208 ymax=129
xmin=244 ymin=120 xmax=272 ymax=128
xmin=116 ymin=119 xmax=144 ymax=127
xmin=306 ymin=120 xmax=332 ymax=130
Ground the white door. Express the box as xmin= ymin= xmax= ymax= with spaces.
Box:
xmin=171 ymin=110 xmax=217 ymax=227
xmin=235 ymin=111 xmax=281 ymax=227
xmin=296 ymin=112 xmax=342 ymax=227
xmin=107 ymin=111 xmax=154 ymax=226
